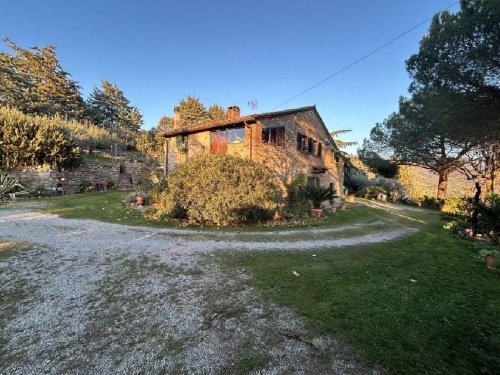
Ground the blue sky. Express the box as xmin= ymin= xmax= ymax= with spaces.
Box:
xmin=0 ymin=0 xmax=459 ymax=152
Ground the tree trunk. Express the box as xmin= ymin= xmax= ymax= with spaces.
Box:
xmin=471 ymin=181 xmax=481 ymax=237
xmin=490 ymin=152 xmax=496 ymax=193
xmin=437 ymin=171 xmax=448 ymax=201
xmin=163 ymin=139 xmax=168 ymax=175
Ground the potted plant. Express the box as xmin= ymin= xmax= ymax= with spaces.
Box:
xmin=135 ymin=180 xmax=153 ymax=207
xmin=273 ymin=211 xmax=283 ymax=221
xmin=474 ymin=242 xmax=499 ymax=270
xmin=486 ymin=252 xmax=497 ymax=270
xmin=299 ymin=185 xmax=338 ymax=219
xmin=136 ymin=194 xmax=145 ymax=206
xmin=478 ymin=246 xmax=498 ymax=270
xmin=340 ymin=197 xmax=347 ymax=210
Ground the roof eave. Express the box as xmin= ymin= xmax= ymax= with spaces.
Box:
xmin=160 ymin=116 xmax=256 ymax=138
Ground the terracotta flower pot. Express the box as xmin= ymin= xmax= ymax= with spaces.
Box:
xmin=330 ymin=207 xmax=337 ymax=213
xmin=136 ymin=195 xmax=144 ymax=206
xmin=311 ymin=208 xmax=322 ymax=218
xmin=486 ymin=254 xmax=496 ymax=269
xmin=273 ymin=211 xmax=282 ymax=221
xmin=340 ymin=204 xmax=346 ymax=211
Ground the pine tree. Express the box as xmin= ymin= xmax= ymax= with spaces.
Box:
xmin=156 ymin=116 xmax=174 ymax=132
xmin=208 ymin=104 xmax=228 ymax=122
xmin=0 ymin=38 xmax=85 ymax=118
xmin=178 ymin=96 xmax=209 ymax=127
xmin=86 ymin=80 xmax=143 ymax=138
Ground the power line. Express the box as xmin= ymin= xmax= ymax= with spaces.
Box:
xmin=272 ymin=1 xmax=460 ymax=110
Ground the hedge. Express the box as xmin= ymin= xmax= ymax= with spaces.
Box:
xmin=156 ymin=153 xmax=279 ymax=225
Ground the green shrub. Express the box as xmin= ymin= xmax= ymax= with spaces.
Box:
xmin=477 ymin=194 xmax=500 ymax=245
xmin=58 ymin=115 xmax=122 ymax=150
xmin=359 ymin=185 xmax=385 ymax=199
xmin=286 ymin=173 xmax=310 ymax=213
xmin=441 ymin=197 xmax=468 ymax=214
xmin=156 ymin=154 xmax=279 ymax=225
xmin=123 ymin=191 xmax=138 ymax=204
xmin=471 ymin=241 xmax=500 ymax=260
xmin=79 ymin=180 xmax=93 ymax=193
xmin=0 ymin=106 xmax=81 ymax=169
xmin=106 ymin=180 xmax=117 ymax=190
xmin=442 ymin=219 xmax=467 ymax=235
xmin=419 ymin=195 xmax=440 ymax=209
xmin=344 ymin=169 xmax=372 ymax=193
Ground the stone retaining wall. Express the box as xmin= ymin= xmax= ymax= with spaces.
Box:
xmin=4 ymin=161 xmax=151 ymax=195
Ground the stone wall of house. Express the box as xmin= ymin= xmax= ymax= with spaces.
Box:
xmin=166 ymin=127 xmax=249 ymax=172
xmin=5 ymin=160 xmax=151 ymax=195
xmin=253 ymin=109 xmax=344 ymax=202
xmin=164 ymin=108 xmax=344 ymax=206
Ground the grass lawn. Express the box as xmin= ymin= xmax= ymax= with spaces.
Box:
xmin=41 ymin=190 xmax=384 ymax=231
xmin=41 ymin=191 xmax=174 ymax=227
xmin=8 ymin=191 xmax=500 ymax=372
xmin=221 ymin=208 xmax=500 ymax=374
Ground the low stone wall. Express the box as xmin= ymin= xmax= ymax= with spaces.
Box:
xmin=4 ymin=160 xmax=151 ymax=195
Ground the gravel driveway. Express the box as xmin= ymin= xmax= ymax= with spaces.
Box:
xmin=0 ymin=205 xmax=408 ymax=374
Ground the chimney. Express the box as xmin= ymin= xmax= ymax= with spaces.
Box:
xmin=227 ymin=105 xmax=240 ymax=120
xmin=173 ymin=106 xmax=181 ymax=128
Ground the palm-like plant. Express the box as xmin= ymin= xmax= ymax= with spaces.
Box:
xmin=330 ymin=129 xmax=358 ymax=149
xmin=0 ymin=174 xmax=29 ymax=201
xmin=299 ymin=185 xmax=338 ymax=209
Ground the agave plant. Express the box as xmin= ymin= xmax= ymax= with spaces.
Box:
xmin=299 ymin=185 xmax=338 ymax=209
xmin=0 ymin=174 xmax=30 ymax=201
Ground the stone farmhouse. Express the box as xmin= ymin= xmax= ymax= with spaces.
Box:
xmin=161 ymin=105 xmax=345 ymax=202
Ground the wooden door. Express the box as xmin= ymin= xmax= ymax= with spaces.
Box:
xmin=210 ymin=130 xmax=227 ymax=153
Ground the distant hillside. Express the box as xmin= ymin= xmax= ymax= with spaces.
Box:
xmin=398 ymin=165 xmax=499 ymax=199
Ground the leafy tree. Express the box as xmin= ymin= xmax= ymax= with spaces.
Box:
xmin=406 ymin=0 xmax=499 ymax=143
xmin=86 ymin=80 xmax=143 ymax=143
xmin=208 ymin=104 xmax=228 ymax=122
xmin=363 ymin=92 xmax=477 ymax=200
xmin=0 ymin=38 xmax=85 ymax=118
xmin=136 ymin=129 xmax=162 ymax=160
xmin=177 ymin=96 xmax=209 ymax=127
xmin=458 ymin=141 xmax=500 ymax=193
xmin=407 ymin=0 xmax=500 ymax=105
xmin=357 ymin=147 xmax=398 ymax=179
xmin=364 ymin=0 xmax=500 ymax=200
